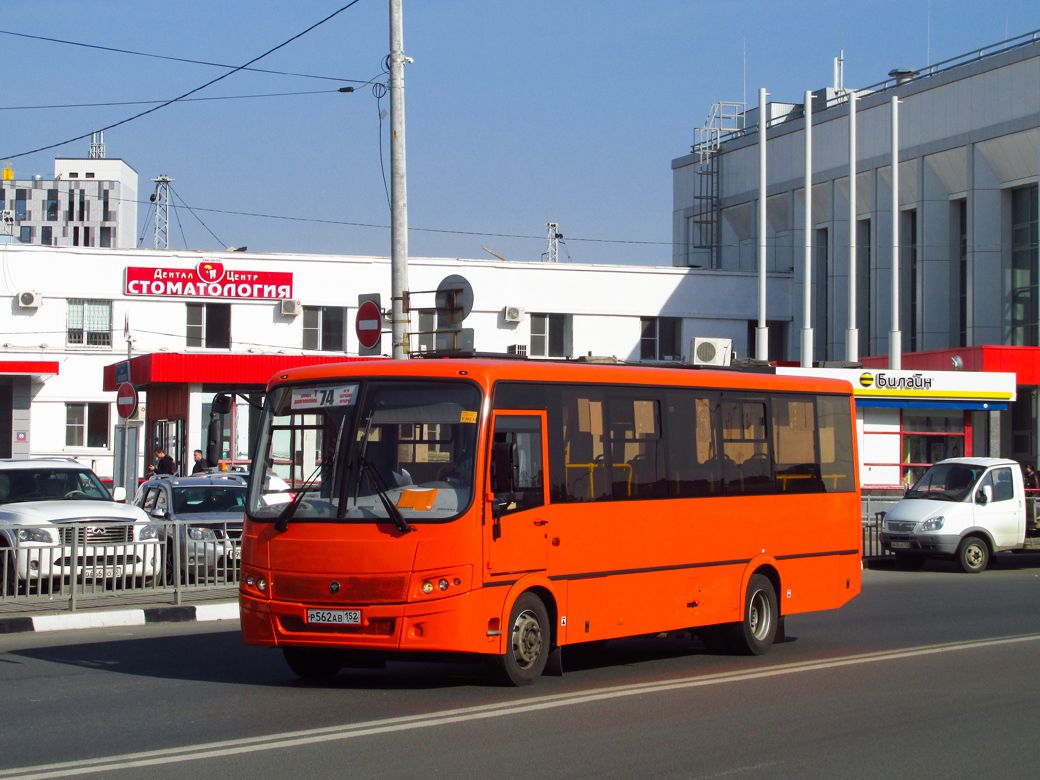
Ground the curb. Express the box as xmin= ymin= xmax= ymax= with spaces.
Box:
xmin=0 ymin=601 xmax=239 ymax=635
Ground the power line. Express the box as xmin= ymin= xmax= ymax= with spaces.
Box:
xmin=169 ymin=187 xmax=228 ymax=249
xmin=0 ymin=28 xmax=368 ymax=85
xmin=0 ymin=0 xmax=364 ymax=161
xmin=0 ymin=89 xmax=347 ymax=111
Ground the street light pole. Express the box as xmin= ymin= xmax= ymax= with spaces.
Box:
xmin=389 ymin=0 xmax=410 ymax=359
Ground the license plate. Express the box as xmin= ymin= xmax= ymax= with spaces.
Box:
xmin=307 ymin=609 xmax=361 ymax=625
xmin=890 ymin=541 xmax=911 ymax=549
xmin=82 ymin=566 xmax=124 ymax=579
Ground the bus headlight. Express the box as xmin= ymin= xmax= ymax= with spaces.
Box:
xmin=411 ymin=566 xmax=473 ymax=600
xmin=920 ymin=516 xmax=944 ymax=532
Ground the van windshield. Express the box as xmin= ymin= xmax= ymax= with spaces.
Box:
xmin=907 ymin=462 xmax=986 ymax=502
xmin=248 ymin=380 xmax=482 ymax=523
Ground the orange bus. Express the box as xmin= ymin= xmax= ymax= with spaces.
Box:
xmin=240 ymin=358 xmax=860 ymax=685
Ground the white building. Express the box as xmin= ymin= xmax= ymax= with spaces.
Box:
xmin=0 ymin=244 xmax=784 ymax=483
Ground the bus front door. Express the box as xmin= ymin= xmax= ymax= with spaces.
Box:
xmin=486 ymin=411 xmax=549 ymax=576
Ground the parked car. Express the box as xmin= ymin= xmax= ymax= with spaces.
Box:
xmin=0 ymin=459 xmax=158 ymax=593
xmin=133 ymin=473 xmax=246 ymax=583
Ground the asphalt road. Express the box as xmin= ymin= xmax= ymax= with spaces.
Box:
xmin=1 ymin=554 xmax=1039 ymax=780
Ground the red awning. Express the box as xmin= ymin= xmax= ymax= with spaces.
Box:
xmin=102 ymin=353 xmax=384 ymax=391
xmin=861 ymin=346 xmax=1040 ymax=386
xmin=0 ymin=360 xmax=60 ymax=379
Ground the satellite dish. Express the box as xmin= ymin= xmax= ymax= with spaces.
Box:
xmin=436 ymin=274 xmax=474 ymax=326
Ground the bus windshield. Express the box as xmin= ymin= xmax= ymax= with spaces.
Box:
xmin=248 ymin=380 xmax=482 ymax=524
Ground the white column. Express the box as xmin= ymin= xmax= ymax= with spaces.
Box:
xmin=801 ymin=91 xmax=814 ymax=367
xmin=846 ymin=89 xmax=858 ymax=362
xmin=757 ymin=87 xmax=769 ymax=361
xmin=889 ymin=96 xmax=902 ymax=370
xmin=389 ymin=0 xmax=410 ymax=360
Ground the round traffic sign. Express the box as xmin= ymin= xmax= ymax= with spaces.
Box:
xmin=116 ymin=383 xmax=138 ymax=420
xmin=355 ymin=300 xmax=383 ymax=350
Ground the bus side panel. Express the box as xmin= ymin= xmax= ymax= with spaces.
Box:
xmin=777 ymin=553 xmax=861 ymax=615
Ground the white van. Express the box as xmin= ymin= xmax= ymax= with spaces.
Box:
xmin=879 ymin=457 xmax=1040 ymax=573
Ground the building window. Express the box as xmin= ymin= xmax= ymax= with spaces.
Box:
xmin=102 ymin=190 xmax=111 ymax=221
xmin=99 ymin=226 xmax=112 ymax=248
xmin=1011 ymin=186 xmax=1038 ymax=347
xmin=900 ymin=410 xmax=967 ymax=486
xmin=66 ymin=402 xmax=110 ymax=448
xmin=78 ymin=189 xmax=87 ymax=221
xmin=639 ymin=316 xmax=681 ymax=361
xmin=46 ymin=189 xmax=58 ymax=221
xmin=302 ymin=306 xmax=345 ymax=351
xmin=67 ymin=190 xmax=74 ymax=221
xmin=83 ymin=226 xmax=91 ymax=247
xmin=906 ymin=210 xmax=918 ymax=352
xmin=41 ymin=226 xmax=52 ymax=245
xmin=531 ymin=313 xmax=569 ymax=358
xmin=857 ymin=219 xmax=871 ymax=357
xmin=14 ymin=189 xmax=27 ymax=221
xmin=416 ymin=309 xmax=435 ymax=352
xmin=187 ymin=302 xmax=231 ymax=349
xmin=957 ymin=199 xmax=968 ymax=347
xmin=72 ymin=226 xmax=80 ymax=246
xmin=67 ymin=299 xmax=112 ymax=346
xmin=814 ymin=227 xmax=829 ymax=362
xmin=18 ymin=226 xmax=31 ymax=244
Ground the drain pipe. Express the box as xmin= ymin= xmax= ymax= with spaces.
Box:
xmin=889 ymin=96 xmax=902 ymax=370
xmin=757 ymin=87 xmax=769 ymax=361
xmin=801 ymin=90 xmax=813 ymax=367
xmin=846 ymin=89 xmax=859 ymax=362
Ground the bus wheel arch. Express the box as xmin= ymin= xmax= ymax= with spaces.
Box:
xmin=494 ymin=589 xmax=553 ymax=686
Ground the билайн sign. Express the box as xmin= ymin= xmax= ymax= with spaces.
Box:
xmin=125 ymin=261 xmax=293 ymax=300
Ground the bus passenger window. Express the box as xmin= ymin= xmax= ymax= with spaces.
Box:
xmin=722 ymin=398 xmax=773 ymax=496
xmin=773 ymin=397 xmax=823 ymax=494
xmin=816 ymin=395 xmax=856 ymax=492
xmin=607 ymin=393 xmax=665 ymax=500
xmin=664 ymin=391 xmax=721 ymax=498
xmin=559 ymin=388 xmax=611 ymax=503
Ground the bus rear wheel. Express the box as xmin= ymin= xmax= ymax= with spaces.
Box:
xmin=728 ymin=573 xmax=778 ymax=656
xmin=283 ymin=647 xmax=343 ymax=680
xmin=494 ymin=592 xmax=550 ymax=686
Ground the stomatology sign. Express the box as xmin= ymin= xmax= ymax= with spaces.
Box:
xmin=125 ymin=260 xmax=293 ymax=300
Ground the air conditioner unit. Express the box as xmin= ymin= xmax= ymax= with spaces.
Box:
xmin=280 ymin=299 xmax=302 ymax=317
xmin=129 ymin=402 xmax=146 ymax=422
xmin=691 ymin=337 xmax=733 ymax=367
xmin=17 ymin=291 xmax=42 ymax=309
xmin=503 ymin=305 xmax=525 ymax=323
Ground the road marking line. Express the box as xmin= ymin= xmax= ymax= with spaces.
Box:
xmin=193 ymin=603 xmax=239 ymax=622
xmin=31 ymin=611 xmax=145 ymax=633
xmin=1 ymin=633 xmax=1037 ymax=780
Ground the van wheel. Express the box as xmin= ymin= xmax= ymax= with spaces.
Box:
xmin=957 ymin=537 xmax=989 ymax=574
xmin=728 ymin=574 xmax=778 ymax=655
xmin=494 ymin=592 xmax=550 ymax=686
xmin=283 ymin=647 xmax=342 ymax=680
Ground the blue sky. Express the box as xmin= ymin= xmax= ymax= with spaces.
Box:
xmin=2 ymin=1 xmax=1038 ymax=265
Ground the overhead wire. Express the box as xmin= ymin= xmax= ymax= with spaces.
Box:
xmin=0 ymin=0 xmax=365 ymax=160
xmin=0 ymin=89 xmax=347 ymax=111
xmin=0 ymin=28 xmax=368 ymax=85
xmin=169 ymin=187 xmax=228 ymax=249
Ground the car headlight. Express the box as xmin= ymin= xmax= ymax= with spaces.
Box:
xmin=17 ymin=528 xmax=55 ymax=543
xmin=920 ymin=516 xmax=944 ymax=532
xmin=188 ymin=527 xmax=218 ymax=541
xmin=138 ymin=524 xmax=159 ymax=541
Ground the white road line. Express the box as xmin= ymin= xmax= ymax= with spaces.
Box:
xmin=1 ymin=633 xmax=1036 ymax=780
xmin=31 ymin=611 xmax=145 ymax=633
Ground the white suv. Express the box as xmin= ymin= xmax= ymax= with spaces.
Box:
xmin=0 ymin=459 xmax=159 ymax=592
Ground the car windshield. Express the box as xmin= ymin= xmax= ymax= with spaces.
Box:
xmin=248 ymin=379 xmax=482 ymax=523
xmin=907 ymin=462 xmax=986 ymax=502
xmin=172 ymin=486 xmax=246 ymax=514
xmin=0 ymin=468 xmax=111 ymax=504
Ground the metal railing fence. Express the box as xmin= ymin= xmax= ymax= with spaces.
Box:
xmin=1 ymin=519 xmax=240 ymax=610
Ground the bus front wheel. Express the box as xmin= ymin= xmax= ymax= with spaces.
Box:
xmin=729 ymin=573 xmax=778 ymax=656
xmin=494 ymin=592 xmax=550 ymax=686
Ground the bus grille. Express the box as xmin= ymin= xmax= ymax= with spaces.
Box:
xmin=273 ymin=574 xmax=409 ymax=604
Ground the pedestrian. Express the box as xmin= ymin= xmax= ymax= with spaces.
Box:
xmin=150 ymin=447 xmax=176 ymax=476
xmin=1025 ymin=462 xmax=1039 ymax=492
xmin=191 ymin=449 xmax=207 ymax=474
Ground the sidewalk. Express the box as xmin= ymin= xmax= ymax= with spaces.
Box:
xmin=0 ymin=586 xmax=240 ymax=635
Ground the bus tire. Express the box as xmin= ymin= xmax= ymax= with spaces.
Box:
xmin=957 ymin=536 xmax=989 ymax=574
xmin=494 ymin=592 xmax=550 ymax=686
xmin=283 ymin=647 xmax=342 ymax=680
xmin=728 ymin=573 xmax=778 ymax=656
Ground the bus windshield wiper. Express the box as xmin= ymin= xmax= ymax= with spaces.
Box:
xmin=358 ymin=457 xmax=413 ymax=534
